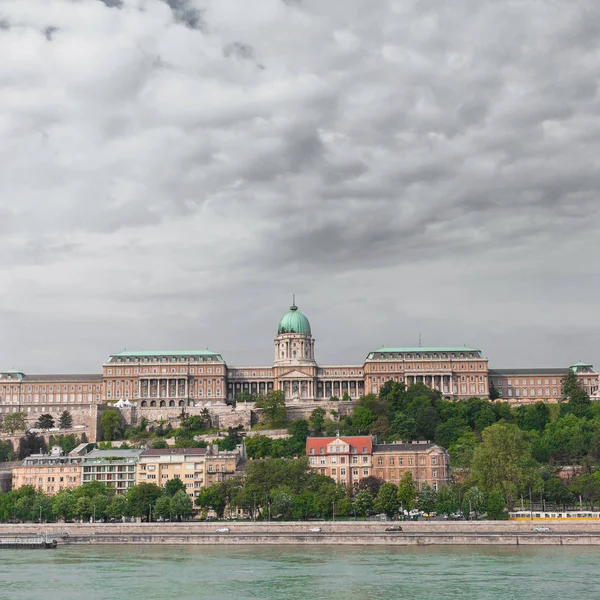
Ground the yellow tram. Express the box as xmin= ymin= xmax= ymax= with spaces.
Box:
xmin=509 ymin=510 xmax=600 ymax=521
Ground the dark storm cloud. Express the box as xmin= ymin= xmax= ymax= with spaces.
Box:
xmin=1 ymin=0 xmax=600 ymax=373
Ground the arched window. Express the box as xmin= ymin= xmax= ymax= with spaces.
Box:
xmin=150 ymin=400 xmax=156 ymax=407
xmin=179 ymin=400 xmax=184 ymax=407
xmin=169 ymin=400 xmax=175 ymax=407
xmin=160 ymin=400 xmax=166 ymax=407
xmin=141 ymin=401 xmax=147 ymax=407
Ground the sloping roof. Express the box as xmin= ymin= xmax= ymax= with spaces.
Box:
xmin=306 ymin=436 xmax=372 ymax=455
xmin=489 ymin=368 xmax=569 ymax=377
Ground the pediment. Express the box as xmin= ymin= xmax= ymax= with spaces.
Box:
xmin=280 ymin=370 xmax=312 ymax=379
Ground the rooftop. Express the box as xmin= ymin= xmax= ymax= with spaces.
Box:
xmin=84 ymin=449 xmax=143 ymax=459
xmin=368 ymin=347 xmax=483 ymax=358
xmin=141 ymin=448 xmax=208 ymax=457
xmin=1 ymin=372 xmax=102 ymax=382
xmin=108 ymin=350 xmax=224 ymax=361
xmin=373 ymin=442 xmax=445 ymax=453
xmin=489 ymin=368 xmax=570 ymax=376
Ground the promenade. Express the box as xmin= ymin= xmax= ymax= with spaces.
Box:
xmin=3 ymin=521 xmax=600 ymax=546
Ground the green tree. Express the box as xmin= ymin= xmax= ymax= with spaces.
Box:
xmin=356 ymin=476 xmax=383 ymax=497
xmin=570 ymin=473 xmax=600 ymax=509
xmin=126 ymin=483 xmax=163 ymax=519
xmin=219 ymin=425 xmax=245 ymax=451
xmin=0 ymin=439 xmax=15 ymax=462
xmin=91 ymin=494 xmax=108 ymax=521
xmin=374 ymin=483 xmax=398 ymax=518
xmin=256 ymin=390 xmax=287 ymax=426
xmin=151 ymin=439 xmax=169 ymax=449
xmin=100 ymin=410 xmax=124 ymax=441
xmin=32 ymin=494 xmax=53 ymax=522
xmin=164 ymin=478 xmax=186 ymax=497
xmin=52 ymin=491 xmax=75 ymax=521
xmin=486 ymin=487 xmax=506 ymax=520
xmin=74 ymin=496 xmax=93 ymax=521
xmin=562 ymin=369 xmax=591 ymax=417
xmin=353 ymin=490 xmax=374 ymax=517
xmin=171 ymin=490 xmax=194 ymax=520
xmin=417 ymin=484 xmax=437 ymax=516
xmin=537 ymin=414 xmax=592 ymax=464
xmin=352 ymin=406 xmax=375 ymax=434
xmin=49 ymin=433 xmax=79 ymax=455
xmin=462 ymin=486 xmax=485 ymax=518
xmin=36 ymin=414 xmax=55 ymax=431
xmin=107 ymin=494 xmax=128 ymax=520
xmin=195 ymin=483 xmax=227 ymax=518
xmin=436 ymin=485 xmax=459 ymax=517
xmin=270 ymin=485 xmax=294 ymax=519
xmin=59 ymin=410 xmax=73 ymax=429
xmin=245 ymin=435 xmax=275 ymax=459
xmin=397 ymin=472 xmax=417 ymax=512
xmin=544 ymin=476 xmax=574 ymax=509
xmin=18 ymin=431 xmax=47 ymax=459
xmin=434 ymin=417 xmax=470 ymax=449
xmin=2 ymin=412 xmax=27 ymax=435
xmin=309 ymin=408 xmax=326 ymax=435
xmin=448 ymin=431 xmax=479 ymax=468
xmin=489 ymin=381 xmax=501 ymax=400
xmin=470 ymin=422 xmax=540 ymax=507
xmin=154 ymin=496 xmax=172 ymax=520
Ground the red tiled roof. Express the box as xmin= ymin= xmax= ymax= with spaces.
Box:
xmin=306 ymin=436 xmax=372 ymax=455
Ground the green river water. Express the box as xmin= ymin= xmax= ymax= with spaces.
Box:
xmin=1 ymin=545 xmax=599 ymax=600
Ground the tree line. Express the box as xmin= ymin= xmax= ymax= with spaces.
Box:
xmin=0 ymin=478 xmax=194 ymax=523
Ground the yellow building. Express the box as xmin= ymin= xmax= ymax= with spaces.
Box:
xmin=137 ymin=445 xmax=243 ymax=498
xmin=12 ymin=450 xmax=83 ymax=495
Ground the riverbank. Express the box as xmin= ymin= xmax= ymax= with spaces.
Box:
xmin=3 ymin=520 xmax=600 ymax=545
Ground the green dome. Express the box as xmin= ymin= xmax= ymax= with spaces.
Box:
xmin=277 ymin=304 xmax=311 ymax=335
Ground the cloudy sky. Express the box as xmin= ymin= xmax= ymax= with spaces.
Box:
xmin=1 ymin=0 xmax=599 ymax=373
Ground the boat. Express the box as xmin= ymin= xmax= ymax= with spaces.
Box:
xmin=0 ymin=535 xmax=58 ymax=549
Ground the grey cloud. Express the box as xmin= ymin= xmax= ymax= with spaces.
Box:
xmin=43 ymin=26 xmax=58 ymax=41
xmin=1 ymin=0 xmax=600 ymax=372
xmin=96 ymin=0 xmax=123 ymax=8
xmin=164 ymin=0 xmax=206 ymax=30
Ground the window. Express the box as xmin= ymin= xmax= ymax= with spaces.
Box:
xmin=377 ymin=458 xmax=383 ymax=466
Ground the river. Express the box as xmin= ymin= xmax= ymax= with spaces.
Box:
xmin=1 ymin=545 xmax=599 ymax=599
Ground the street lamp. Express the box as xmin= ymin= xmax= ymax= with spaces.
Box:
xmin=149 ymin=503 xmax=152 ymax=523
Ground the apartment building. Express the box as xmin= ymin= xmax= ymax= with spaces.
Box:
xmin=81 ymin=449 xmax=142 ymax=494
xmin=306 ymin=436 xmax=450 ymax=490
xmin=137 ymin=445 xmax=244 ymax=498
xmin=12 ymin=447 xmax=83 ymax=495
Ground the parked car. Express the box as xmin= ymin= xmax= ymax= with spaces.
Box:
xmin=215 ymin=527 xmax=230 ymax=533
xmin=533 ymin=526 xmax=551 ymax=532
xmin=309 ymin=527 xmax=322 ymax=533
xmin=385 ymin=525 xmax=403 ymax=532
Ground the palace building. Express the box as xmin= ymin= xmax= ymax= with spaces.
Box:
xmin=0 ymin=302 xmax=598 ymax=436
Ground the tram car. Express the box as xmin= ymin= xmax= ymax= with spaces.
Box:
xmin=509 ymin=510 xmax=600 ymax=520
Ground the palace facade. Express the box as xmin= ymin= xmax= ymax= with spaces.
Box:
xmin=0 ymin=303 xmax=598 ymax=431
